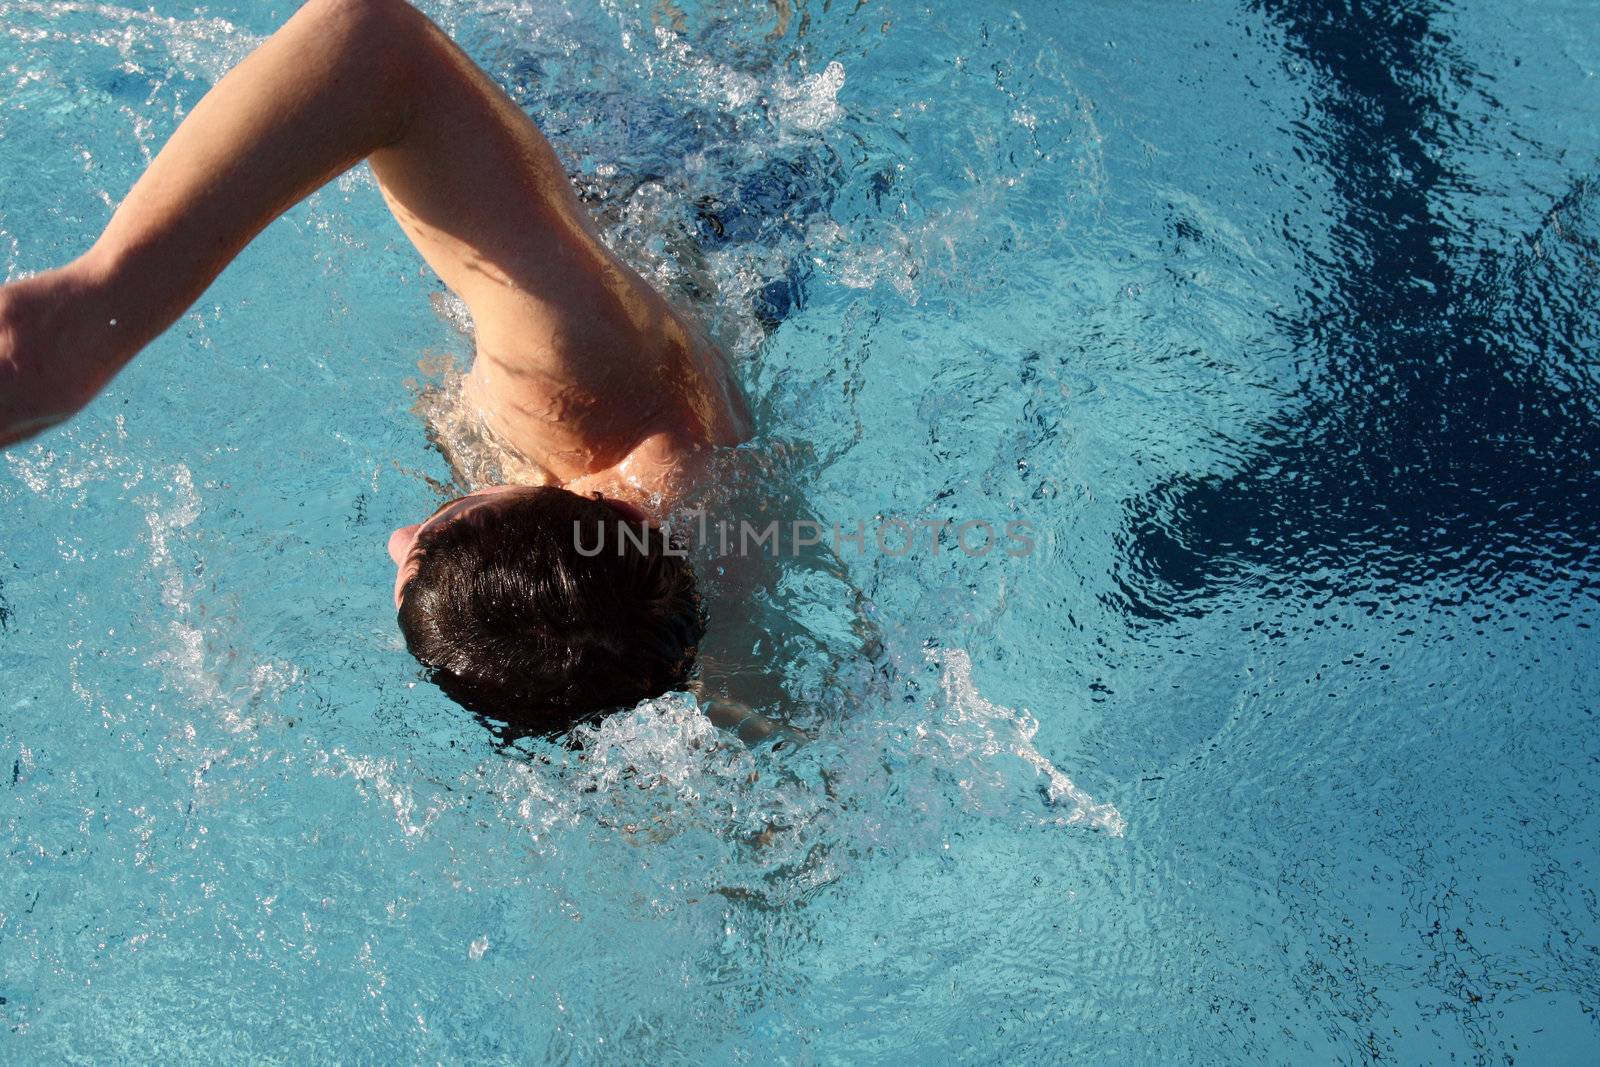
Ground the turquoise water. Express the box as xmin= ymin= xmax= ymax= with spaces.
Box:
xmin=4 ymin=0 xmax=1600 ymax=1061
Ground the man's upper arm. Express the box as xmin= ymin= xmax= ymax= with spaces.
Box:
xmin=365 ymin=5 xmax=612 ymax=334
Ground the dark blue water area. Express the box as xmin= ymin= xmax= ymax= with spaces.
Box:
xmin=1117 ymin=0 xmax=1600 ymax=622
xmin=486 ymin=21 xmax=843 ymax=335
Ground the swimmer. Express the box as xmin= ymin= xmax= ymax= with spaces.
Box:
xmin=0 ymin=0 xmax=794 ymax=736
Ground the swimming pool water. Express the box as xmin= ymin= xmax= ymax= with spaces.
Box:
xmin=3 ymin=0 xmax=1599 ymax=1061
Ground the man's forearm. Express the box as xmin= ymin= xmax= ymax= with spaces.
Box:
xmin=2 ymin=0 xmax=444 ymax=445
xmin=2 ymin=0 xmax=620 ymax=449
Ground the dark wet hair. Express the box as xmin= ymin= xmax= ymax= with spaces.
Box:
xmin=396 ymin=486 xmax=704 ymax=733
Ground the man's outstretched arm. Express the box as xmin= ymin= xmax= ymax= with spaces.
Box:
xmin=0 ymin=0 xmax=645 ymax=447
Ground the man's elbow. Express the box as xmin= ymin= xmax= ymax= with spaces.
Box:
xmin=302 ymin=0 xmax=439 ymax=129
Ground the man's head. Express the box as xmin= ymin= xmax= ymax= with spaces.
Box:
xmin=389 ymin=485 xmax=703 ymax=732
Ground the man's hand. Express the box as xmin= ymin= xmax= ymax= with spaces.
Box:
xmin=0 ymin=268 xmax=114 ymax=449
xmin=0 ymin=280 xmax=46 ymax=447
xmin=705 ymin=698 xmax=811 ymax=749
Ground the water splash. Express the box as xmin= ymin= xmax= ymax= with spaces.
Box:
xmin=931 ymin=648 xmax=1124 ymax=835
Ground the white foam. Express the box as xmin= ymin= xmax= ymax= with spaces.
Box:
xmin=776 ymin=61 xmax=846 ymax=134
xmin=933 ymin=648 xmax=1126 ymax=835
xmin=0 ymin=2 xmax=260 ymax=83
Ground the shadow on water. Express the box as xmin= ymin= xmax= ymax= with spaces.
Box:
xmin=1115 ymin=0 xmax=1600 ymax=621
